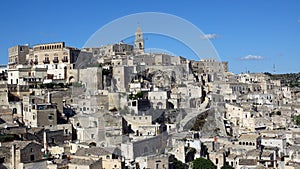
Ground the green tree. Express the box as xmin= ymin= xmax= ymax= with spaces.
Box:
xmin=193 ymin=158 xmax=217 ymax=169
xmin=293 ymin=115 xmax=300 ymax=125
xmin=102 ymin=68 xmax=111 ymax=75
xmin=221 ymin=164 xmax=234 ymax=169
xmin=135 ymin=91 xmax=143 ymax=99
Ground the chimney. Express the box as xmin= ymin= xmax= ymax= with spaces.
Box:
xmin=11 ymin=144 xmax=16 ymax=169
xmin=43 ymin=130 xmax=48 ymax=155
xmin=47 ymin=91 xmax=51 ymax=103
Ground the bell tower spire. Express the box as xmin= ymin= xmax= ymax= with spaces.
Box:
xmin=134 ymin=24 xmax=144 ymax=55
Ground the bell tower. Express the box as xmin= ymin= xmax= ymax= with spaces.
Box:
xmin=134 ymin=25 xmax=144 ymax=54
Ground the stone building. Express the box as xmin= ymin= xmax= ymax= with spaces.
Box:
xmin=68 ymin=156 xmax=102 ymax=169
xmin=70 ymin=114 xmax=99 ymax=144
xmin=236 ymin=133 xmax=261 ymax=151
xmin=148 ymin=89 xmax=169 ymax=109
xmin=121 ymin=132 xmax=168 ymax=165
xmin=23 ymin=102 xmax=57 ymax=128
xmin=82 ymin=42 xmax=133 ymax=59
xmin=191 ymin=59 xmax=228 ymax=81
xmin=74 ymin=147 xmax=123 ymax=169
xmin=28 ymin=42 xmax=80 ymax=82
xmin=112 ymin=66 xmax=135 ymax=92
xmin=68 ymin=67 xmax=103 ymax=94
xmin=133 ymin=53 xmax=175 ymax=66
xmin=261 ymin=136 xmax=287 ymax=157
xmin=8 ymin=45 xmax=30 ymax=69
xmin=135 ymin=154 xmax=169 ymax=169
xmin=70 ymin=112 xmax=129 ymax=147
xmin=0 ymin=82 xmax=9 ymax=107
xmin=124 ymin=114 xmax=160 ymax=137
xmin=7 ymin=65 xmax=48 ymax=85
xmin=1 ymin=140 xmax=45 ymax=169
xmin=228 ymin=82 xmax=249 ymax=95
xmin=8 ymin=42 xmax=80 ymax=83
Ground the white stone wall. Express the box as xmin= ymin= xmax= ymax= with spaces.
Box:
xmin=261 ymin=138 xmax=286 ymax=156
xmin=148 ymin=91 xmax=168 ymax=109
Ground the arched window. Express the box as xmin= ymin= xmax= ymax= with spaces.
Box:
xmin=13 ymin=108 xmax=17 ymax=114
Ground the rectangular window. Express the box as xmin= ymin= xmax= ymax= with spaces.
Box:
xmin=30 ymin=155 xmax=34 ymax=161
xmin=132 ymin=101 xmax=136 ymax=107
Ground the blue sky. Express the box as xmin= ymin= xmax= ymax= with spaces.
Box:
xmin=0 ymin=0 xmax=299 ymax=73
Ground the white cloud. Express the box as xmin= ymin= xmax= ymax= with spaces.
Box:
xmin=241 ymin=55 xmax=264 ymax=60
xmin=201 ymin=33 xmax=219 ymax=40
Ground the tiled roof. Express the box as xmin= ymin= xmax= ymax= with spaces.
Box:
xmin=104 ymin=147 xmax=122 ymax=156
xmin=261 ymin=151 xmax=273 ymax=157
xmin=239 ymin=133 xmax=259 ymax=139
xmin=246 ymin=149 xmax=260 ymax=157
xmin=75 ymin=147 xmax=111 ymax=156
xmin=70 ymin=158 xmax=98 ymax=166
xmin=239 ymin=159 xmax=257 ymax=165
xmin=2 ymin=140 xmax=41 ymax=150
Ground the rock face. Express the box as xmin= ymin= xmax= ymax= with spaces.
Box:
xmin=186 ymin=107 xmax=226 ymax=138
xmin=151 ymin=70 xmax=173 ymax=89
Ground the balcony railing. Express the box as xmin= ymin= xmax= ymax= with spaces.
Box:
xmin=43 ymin=60 xmax=50 ymax=64
xmin=53 ymin=59 xmax=59 ymax=63
xmin=62 ymin=58 xmax=68 ymax=62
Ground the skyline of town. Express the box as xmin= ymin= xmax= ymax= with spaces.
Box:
xmin=1 ymin=2 xmax=300 ymax=168
xmin=1 ymin=11 xmax=300 ymax=168
xmin=0 ymin=0 xmax=299 ymax=73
